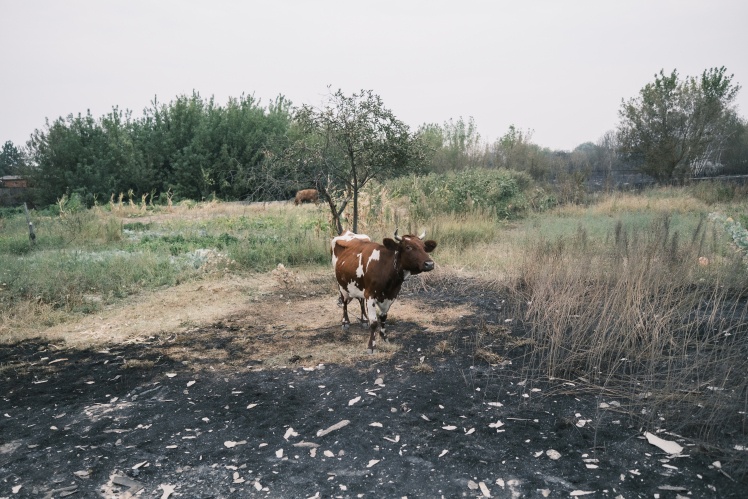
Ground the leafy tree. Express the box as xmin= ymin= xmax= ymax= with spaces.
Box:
xmin=417 ymin=117 xmax=486 ymax=172
xmin=719 ymin=117 xmax=748 ymax=174
xmin=617 ymin=67 xmax=741 ymax=182
xmin=0 ymin=141 xmax=25 ymax=176
xmin=492 ymin=125 xmax=550 ymax=180
xmin=25 ymin=92 xmax=292 ymax=206
xmin=283 ymin=89 xmax=427 ymax=234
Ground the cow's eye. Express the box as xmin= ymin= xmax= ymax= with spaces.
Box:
xmin=406 ymin=246 xmax=412 ymax=251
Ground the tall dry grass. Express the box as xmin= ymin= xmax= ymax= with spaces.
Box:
xmin=505 ymin=211 xmax=748 ymax=449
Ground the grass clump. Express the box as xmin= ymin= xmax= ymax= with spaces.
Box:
xmin=385 ymin=168 xmax=542 ymax=221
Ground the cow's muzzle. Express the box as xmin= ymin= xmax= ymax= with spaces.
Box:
xmin=423 ymin=261 xmax=435 ymax=272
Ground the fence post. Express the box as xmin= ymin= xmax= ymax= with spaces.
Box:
xmin=24 ymin=202 xmax=36 ymax=246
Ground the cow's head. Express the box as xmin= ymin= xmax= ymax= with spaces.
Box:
xmin=383 ymin=229 xmax=437 ymax=274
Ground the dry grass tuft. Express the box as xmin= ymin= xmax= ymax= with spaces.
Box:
xmin=433 ymin=340 xmax=455 ymax=355
xmin=412 ymin=362 xmax=434 ymax=374
xmin=121 ymin=359 xmax=157 ymax=370
xmin=474 ymin=348 xmax=505 ymax=365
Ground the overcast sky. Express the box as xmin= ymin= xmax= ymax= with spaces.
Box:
xmin=2 ymin=0 xmax=747 ymax=152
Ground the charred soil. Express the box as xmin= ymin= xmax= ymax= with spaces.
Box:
xmin=0 ymin=274 xmax=744 ymax=498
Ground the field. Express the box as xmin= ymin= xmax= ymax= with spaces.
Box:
xmin=1 ymin=184 xmax=748 ymax=497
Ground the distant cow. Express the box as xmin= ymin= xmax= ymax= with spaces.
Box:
xmin=294 ymin=189 xmax=319 ymax=205
xmin=332 ymin=229 xmax=437 ymax=353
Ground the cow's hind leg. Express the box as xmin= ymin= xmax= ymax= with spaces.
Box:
xmin=358 ymin=298 xmax=368 ymax=327
xmin=339 ymin=291 xmax=351 ymax=330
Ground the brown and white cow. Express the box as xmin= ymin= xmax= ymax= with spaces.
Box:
xmin=331 ymin=229 xmax=437 ymax=353
xmin=294 ymin=188 xmax=319 ymax=205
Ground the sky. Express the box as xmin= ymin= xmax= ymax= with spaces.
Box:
xmin=2 ymin=0 xmax=747 ymax=152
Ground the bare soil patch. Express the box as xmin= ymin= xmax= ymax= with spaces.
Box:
xmin=0 ymin=270 xmax=744 ymax=498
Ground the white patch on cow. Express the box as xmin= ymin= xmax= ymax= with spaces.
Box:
xmin=366 ymin=249 xmax=380 ymax=273
xmin=345 ymin=281 xmax=365 ymax=299
xmin=365 ymin=297 xmax=378 ymax=322
xmin=356 ymin=253 xmax=364 ymax=278
xmin=331 ymin=231 xmax=371 ymax=268
xmin=375 ymin=299 xmax=394 ymax=316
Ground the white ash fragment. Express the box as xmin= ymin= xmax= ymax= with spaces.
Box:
xmin=159 ymin=484 xmax=176 ymax=499
xmin=223 ymin=440 xmax=247 ymax=448
xmin=644 ymin=432 xmax=684 ymax=455
xmin=292 ymin=441 xmax=319 ymax=448
xmin=316 ymin=420 xmax=350 ymax=437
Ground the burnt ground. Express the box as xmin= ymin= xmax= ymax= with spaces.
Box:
xmin=1 ymin=277 xmax=746 ymax=498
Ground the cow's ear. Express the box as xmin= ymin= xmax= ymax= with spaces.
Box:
xmin=382 ymin=238 xmax=399 ymax=251
xmin=424 ymin=240 xmax=437 ymax=252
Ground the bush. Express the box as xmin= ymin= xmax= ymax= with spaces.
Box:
xmin=386 ymin=168 xmax=536 ymax=219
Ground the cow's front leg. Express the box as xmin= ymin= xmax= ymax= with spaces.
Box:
xmin=378 ymin=312 xmax=388 ymax=342
xmin=365 ymin=298 xmax=379 ymax=354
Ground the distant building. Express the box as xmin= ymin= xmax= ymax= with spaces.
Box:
xmin=0 ymin=175 xmax=27 ymax=188
xmin=0 ymin=175 xmax=30 ymax=207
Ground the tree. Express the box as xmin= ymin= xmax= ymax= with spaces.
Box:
xmin=719 ymin=117 xmax=748 ymax=174
xmin=0 ymin=141 xmax=25 ymax=176
xmin=492 ymin=125 xmax=550 ymax=180
xmin=284 ymin=89 xmax=427 ymax=234
xmin=617 ymin=67 xmax=741 ymax=182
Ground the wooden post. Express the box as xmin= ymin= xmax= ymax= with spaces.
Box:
xmin=24 ymin=202 xmax=36 ymax=246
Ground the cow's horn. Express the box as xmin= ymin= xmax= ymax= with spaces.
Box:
xmin=393 ymin=228 xmax=403 ymax=242
xmin=418 ymin=230 xmax=426 ymax=240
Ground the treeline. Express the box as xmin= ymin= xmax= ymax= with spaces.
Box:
xmin=20 ymin=93 xmax=294 ymax=206
xmin=3 ymin=68 xmax=748 ymax=209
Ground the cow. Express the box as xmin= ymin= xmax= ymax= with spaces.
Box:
xmin=294 ymin=189 xmax=319 ymax=205
xmin=332 ymin=229 xmax=437 ymax=353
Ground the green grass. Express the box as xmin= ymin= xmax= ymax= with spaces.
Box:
xmin=0 ymin=202 xmax=332 ymax=317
